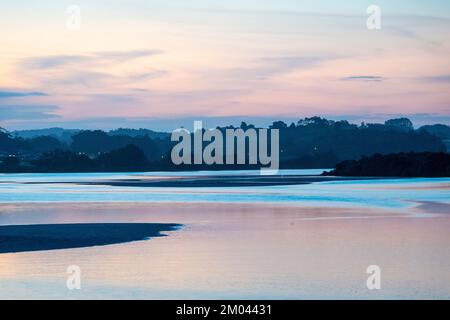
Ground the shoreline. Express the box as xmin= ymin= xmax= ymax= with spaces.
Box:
xmin=9 ymin=175 xmax=382 ymax=188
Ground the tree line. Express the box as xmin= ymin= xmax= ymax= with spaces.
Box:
xmin=0 ymin=117 xmax=448 ymax=173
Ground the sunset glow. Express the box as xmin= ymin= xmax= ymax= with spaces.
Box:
xmin=1 ymin=0 xmax=450 ymax=129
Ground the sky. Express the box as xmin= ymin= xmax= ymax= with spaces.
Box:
xmin=1 ymin=0 xmax=450 ymax=130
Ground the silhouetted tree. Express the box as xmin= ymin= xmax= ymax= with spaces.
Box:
xmin=419 ymin=124 xmax=450 ymax=139
xmin=29 ymin=136 xmax=66 ymax=153
xmin=96 ymin=144 xmax=149 ymax=171
xmin=0 ymin=156 xmax=21 ymax=172
xmin=385 ymin=118 xmax=414 ymax=131
xmin=32 ymin=150 xmax=93 ymax=172
xmin=270 ymin=121 xmax=288 ymax=129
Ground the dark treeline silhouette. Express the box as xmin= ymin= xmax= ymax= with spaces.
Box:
xmin=270 ymin=117 xmax=445 ymax=166
xmin=419 ymin=124 xmax=450 ymax=139
xmin=69 ymin=130 xmax=171 ymax=162
xmin=2 ymin=145 xmax=150 ymax=173
xmin=324 ymin=152 xmax=450 ymax=177
xmin=0 ymin=117 xmax=449 ymax=173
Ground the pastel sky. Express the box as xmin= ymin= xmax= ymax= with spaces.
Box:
xmin=1 ymin=0 xmax=450 ymax=130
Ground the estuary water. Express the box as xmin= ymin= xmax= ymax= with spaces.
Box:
xmin=0 ymin=170 xmax=449 ymax=299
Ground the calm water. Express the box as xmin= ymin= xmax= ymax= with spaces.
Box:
xmin=0 ymin=170 xmax=449 ymax=299
xmin=1 ymin=170 xmax=449 ymax=209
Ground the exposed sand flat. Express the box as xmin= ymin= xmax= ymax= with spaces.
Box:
xmin=367 ymin=183 xmax=450 ymax=190
xmin=414 ymin=201 xmax=450 ymax=214
xmin=16 ymin=175 xmax=378 ymax=188
xmin=0 ymin=223 xmax=181 ymax=254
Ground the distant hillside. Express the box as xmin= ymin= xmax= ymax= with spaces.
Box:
xmin=12 ymin=128 xmax=80 ymax=144
xmin=69 ymin=130 xmax=171 ymax=162
xmin=419 ymin=124 xmax=450 ymax=151
xmin=419 ymin=124 xmax=450 ymax=139
xmin=12 ymin=127 xmax=170 ymax=143
xmin=108 ymin=128 xmax=170 ymax=139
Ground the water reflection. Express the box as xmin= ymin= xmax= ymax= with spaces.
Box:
xmin=0 ymin=172 xmax=449 ymax=299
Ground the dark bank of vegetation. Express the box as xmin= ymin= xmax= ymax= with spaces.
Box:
xmin=0 ymin=117 xmax=449 ymax=174
xmin=0 ymin=144 xmax=264 ymax=173
xmin=324 ymin=152 xmax=450 ymax=177
xmin=0 ymin=145 xmax=151 ymax=173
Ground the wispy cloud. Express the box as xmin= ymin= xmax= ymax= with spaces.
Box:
xmin=422 ymin=75 xmax=450 ymax=83
xmin=33 ymin=70 xmax=168 ymax=89
xmin=43 ymin=71 xmax=112 ymax=88
xmin=260 ymin=56 xmax=331 ymax=75
xmin=92 ymin=50 xmax=163 ymax=62
xmin=21 ymin=50 xmax=164 ymax=70
xmin=21 ymin=55 xmax=91 ymax=69
xmin=221 ymin=55 xmax=335 ymax=82
xmin=16 ymin=50 xmax=167 ymax=90
xmin=0 ymin=105 xmax=60 ymax=120
xmin=0 ymin=90 xmax=47 ymax=98
xmin=128 ymin=70 xmax=168 ymax=82
xmin=340 ymin=76 xmax=385 ymax=82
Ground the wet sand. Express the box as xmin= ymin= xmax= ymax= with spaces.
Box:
xmin=414 ymin=201 xmax=450 ymax=214
xmin=16 ymin=175 xmax=380 ymax=188
xmin=0 ymin=223 xmax=181 ymax=254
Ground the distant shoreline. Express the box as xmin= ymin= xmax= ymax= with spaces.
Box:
xmin=9 ymin=174 xmax=390 ymax=188
xmin=2 ymin=170 xmax=448 ymax=189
